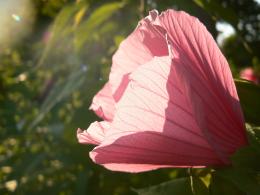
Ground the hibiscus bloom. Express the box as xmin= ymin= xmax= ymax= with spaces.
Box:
xmin=77 ymin=10 xmax=248 ymax=172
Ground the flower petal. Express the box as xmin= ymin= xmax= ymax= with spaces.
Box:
xmin=79 ymin=9 xmax=248 ymax=173
xmin=90 ymin=57 xmax=224 ymax=172
xmin=90 ymin=83 xmax=115 ymax=121
xmin=77 ymin=121 xmax=110 ymax=145
xmin=157 ymin=10 xmax=248 ymax=162
xmin=90 ymin=131 xmax=217 ymax=173
xmin=109 ymin=10 xmax=169 ymax=102
xmin=90 ymin=11 xmax=169 ymax=119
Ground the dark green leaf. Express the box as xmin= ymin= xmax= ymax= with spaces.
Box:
xmin=135 ymin=177 xmax=208 ymax=195
xmin=209 ymin=172 xmax=244 ymax=195
xmin=192 ymin=177 xmax=209 ymax=195
xmin=235 ymin=79 xmax=260 ymax=125
xmin=215 ymin=168 xmax=260 ymax=195
xmin=135 ymin=177 xmax=193 ymax=195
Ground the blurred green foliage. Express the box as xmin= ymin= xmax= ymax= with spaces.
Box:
xmin=0 ymin=0 xmax=260 ymax=194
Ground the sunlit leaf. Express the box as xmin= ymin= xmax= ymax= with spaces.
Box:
xmin=74 ymin=5 xmax=89 ymax=27
xmin=74 ymin=2 xmax=124 ymax=50
xmin=192 ymin=177 xmax=209 ymax=195
xmin=37 ymin=2 xmax=83 ymax=67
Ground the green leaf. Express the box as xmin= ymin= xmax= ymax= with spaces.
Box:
xmin=213 ymin=125 xmax=260 ymax=195
xmin=212 ymin=125 xmax=260 ymax=195
xmin=135 ymin=177 xmax=192 ymax=195
xmin=74 ymin=2 xmax=124 ymax=50
xmin=246 ymin=124 xmax=260 ymax=154
xmin=37 ymin=3 xmax=83 ymax=67
xmin=209 ymin=172 xmax=244 ymax=195
xmin=215 ymin=168 xmax=260 ymax=195
xmin=192 ymin=176 xmax=209 ymax=195
xmin=231 ymin=146 xmax=260 ymax=171
xmin=228 ymin=125 xmax=260 ymax=171
xmin=135 ymin=177 xmax=208 ymax=195
xmin=235 ymin=79 xmax=260 ymax=125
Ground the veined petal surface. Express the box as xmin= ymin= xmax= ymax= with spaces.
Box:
xmin=78 ymin=9 xmax=248 ymax=173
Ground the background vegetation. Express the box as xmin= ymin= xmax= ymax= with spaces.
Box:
xmin=0 ymin=0 xmax=260 ymax=194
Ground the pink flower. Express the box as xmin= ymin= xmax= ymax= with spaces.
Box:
xmin=77 ymin=10 xmax=248 ymax=172
xmin=240 ymin=67 xmax=259 ymax=84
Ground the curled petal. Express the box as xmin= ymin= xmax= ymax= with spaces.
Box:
xmin=77 ymin=121 xmax=110 ymax=145
xmin=109 ymin=11 xmax=169 ymax=102
xmin=91 ymin=11 xmax=170 ymax=119
xmin=90 ymin=83 xmax=115 ymax=121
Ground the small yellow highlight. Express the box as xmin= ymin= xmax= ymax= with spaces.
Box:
xmin=74 ymin=5 xmax=88 ymax=27
xmin=8 ymin=138 xmax=17 ymax=146
xmin=5 ymin=180 xmax=17 ymax=192
xmin=1 ymin=166 xmax=12 ymax=174
xmin=200 ymin=173 xmax=212 ymax=188
xmin=37 ymin=174 xmax=44 ymax=182
xmin=51 ymin=160 xmax=62 ymax=169
xmin=21 ymin=177 xmax=28 ymax=184
xmin=18 ymin=73 xmax=27 ymax=82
